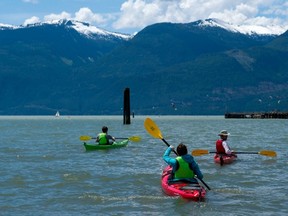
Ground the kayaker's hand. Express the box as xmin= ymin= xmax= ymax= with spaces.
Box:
xmin=169 ymin=145 xmax=174 ymax=149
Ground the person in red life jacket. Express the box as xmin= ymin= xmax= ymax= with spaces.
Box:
xmin=215 ymin=130 xmax=237 ymax=165
xmin=163 ymin=143 xmax=203 ymax=182
xmin=216 ymin=130 xmax=233 ymax=155
xmin=96 ymin=126 xmax=115 ymax=145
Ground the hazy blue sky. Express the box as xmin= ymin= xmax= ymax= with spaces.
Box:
xmin=1 ymin=0 xmax=288 ymax=34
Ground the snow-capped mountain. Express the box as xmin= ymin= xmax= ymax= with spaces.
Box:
xmin=0 ymin=19 xmax=132 ymax=40
xmin=0 ymin=18 xmax=132 ymax=73
xmin=0 ymin=23 xmax=18 ymax=30
xmin=198 ymin=18 xmax=286 ymax=36
xmin=39 ymin=19 xmax=133 ymax=40
xmin=1 ymin=18 xmax=286 ymax=38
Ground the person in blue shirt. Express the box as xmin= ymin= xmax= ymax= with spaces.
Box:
xmin=163 ymin=143 xmax=203 ymax=182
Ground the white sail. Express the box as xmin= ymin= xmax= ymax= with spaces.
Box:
xmin=55 ymin=111 xmax=60 ymax=117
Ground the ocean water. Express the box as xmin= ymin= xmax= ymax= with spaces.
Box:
xmin=0 ymin=115 xmax=287 ymax=216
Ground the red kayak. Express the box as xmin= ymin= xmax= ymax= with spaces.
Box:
xmin=214 ymin=154 xmax=237 ymax=165
xmin=161 ymin=166 xmax=206 ymax=201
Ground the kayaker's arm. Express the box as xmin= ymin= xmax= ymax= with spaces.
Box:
xmin=190 ymin=159 xmax=203 ymax=180
xmin=222 ymin=141 xmax=232 ymax=155
xmin=163 ymin=147 xmax=177 ymax=169
xmin=107 ymin=134 xmax=116 ymax=142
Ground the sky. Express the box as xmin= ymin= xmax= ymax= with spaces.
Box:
xmin=1 ymin=0 xmax=288 ymax=34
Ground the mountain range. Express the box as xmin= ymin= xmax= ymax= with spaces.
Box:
xmin=0 ymin=19 xmax=287 ymax=115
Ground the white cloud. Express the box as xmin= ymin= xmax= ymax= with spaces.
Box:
xmin=21 ymin=0 xmax=288 ymax=34
xmin=74 ymin=7 xmax=107 ymax=24
xmin=23 ymin=16 xmax=40 ymax=25
xmin=112 ymin=0 xmax=288 ymax=32
xmin=24 ymin=8 xmax=110 ymax=28
xmin=44 ymin=11 xmax=71 ymax=22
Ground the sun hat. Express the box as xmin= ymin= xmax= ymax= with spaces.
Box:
xmin=218 ymin=130 xmax=230 ymax=136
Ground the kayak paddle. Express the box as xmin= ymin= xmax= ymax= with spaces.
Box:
xmin=191 ymin=149 xmax=277 ymax=157
xmin=116 ymin=136 xmax=141 ymax=142
xmin=144 ymin=117 xmax=211 ymax=190
xmin=79 ymin=135 xmax=141 ymax=142
xmin=144 ymin=117 xmax=178 ymax=155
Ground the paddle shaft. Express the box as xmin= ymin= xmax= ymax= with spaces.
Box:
xmin=232 ymin=152 xmax=260 ymax=154
xmin=198 ymin=178 xmax=211 ymax=190
xmin=162 ymin=138 xmax=178 ymax=155
xmin=80 ymin=135 xmax=141 ymax=142
xmin=211 ymin=151 xmax=262 ymax=155
xmin=91 ymin=137 xmax=126 ymax=140
xmin=88 ymin=137 xmax=129 ymax=140
xmin=192 ymin=149 xmax=276 ymax=157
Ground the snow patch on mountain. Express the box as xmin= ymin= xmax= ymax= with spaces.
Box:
xmin=47 ymin=20 xmax=132 ymax=40
xmin=199 ymin=18 xmax=286 ymax=35
xmin=71 ymin=21 xmax=132 ymax=40
xmin=1 ymin=19 xmax=132 ymax=40
xmin=0 ymin=23 xmax=18 ymax=30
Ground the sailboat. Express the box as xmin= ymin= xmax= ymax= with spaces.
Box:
xmin=55 ymin=111 xmax=60 ymax=117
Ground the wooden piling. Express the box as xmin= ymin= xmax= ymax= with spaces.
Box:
xmin=123 ymin=88 xmax=131 ymax=124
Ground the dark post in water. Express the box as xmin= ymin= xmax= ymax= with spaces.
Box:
xmin=123 ymin=88 xmax=131 ymax=124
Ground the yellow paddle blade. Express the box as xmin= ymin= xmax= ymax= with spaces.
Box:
xmin=144 ymin=118 xmax=163 ymax=139
xmin=79 ymin=135 xmax=92 ymax=141
xmin=191 ymin=149 xmax=209 ymax=156
xmin=259 ymin=150 xmax=277 ymax=157
xmin=129 ymin=136 xmax=141 ymax=142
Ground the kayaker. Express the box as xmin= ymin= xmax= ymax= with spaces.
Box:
xmin=216 ymin=130 xmax=234 ymax=155
xmin=163 ymin=143 xmax=203 ymax=182
xmin=215 ymin=130 xmax=237 ymax=165
xmin=96 ymin=126 xmax=115 ymax=145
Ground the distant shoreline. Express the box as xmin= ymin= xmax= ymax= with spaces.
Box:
xmin=225 ymin=112 xmax=288 ymax=119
